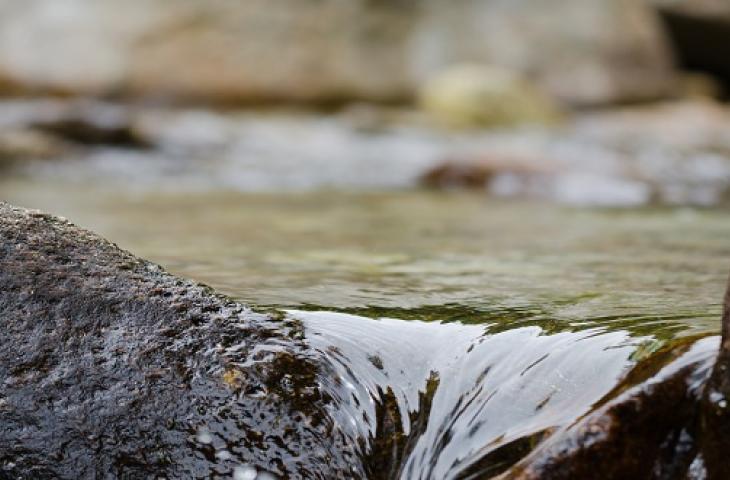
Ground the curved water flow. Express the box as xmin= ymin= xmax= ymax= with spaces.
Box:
xmin=290 ymin=310 xmax=717 ymax=479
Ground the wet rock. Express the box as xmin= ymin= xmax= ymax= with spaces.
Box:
xmin=32 ymin=116 xmax=150 ymax=148
xmin=30 ymin=105 xmax=152 ymax=148
xmin=420 ymin=153 xmax=557 ymax=189
xmin=698 ymin=275 xmax=730 ymax=479
xmin=0 ymin=0 xmax=675 ymax=106
xmin=419 ymin=64 xmax=560 ymax=128
xmin=501 ymin=337 xmax=717 ymax=479
xmin=0 ymin=203 xmax=361 ymax=479
xmin=500 ymin=275 xmax=730 ymax=480
xmin=421 ymin=161 xmax=495 ymax=189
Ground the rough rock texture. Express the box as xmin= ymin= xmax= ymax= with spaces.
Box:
xmin=0 ymin=0 xmax=675 ymax=106
xmin=0 ymin=203 xmax=362 ymax=479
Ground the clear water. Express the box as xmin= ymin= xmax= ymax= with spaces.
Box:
xmin=1 ymin=179 xmax=727 ymax=477
xmin=3 ymin=180 xmax=725 ymax=334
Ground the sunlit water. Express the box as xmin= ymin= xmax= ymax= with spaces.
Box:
xmin=2 ymin=179 xmax=728 ymax=477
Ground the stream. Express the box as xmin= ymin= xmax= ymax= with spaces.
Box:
xmin=2 ymin=179 xmax=728 ymax=478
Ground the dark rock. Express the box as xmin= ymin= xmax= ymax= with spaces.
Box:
xmin=499 ymin=277 xmax=730 ymax=479
xmin=31 ymin=116 xmax=151 ymax=149
xmin=656 ymin=3 xmax=730 ymax=96
xmin=0 ymin=203 xmax=360 ymax=479
xmin=699 ymin=275 xmax=730 ymax=479
xmin=500 ymin=337 xmax=717 ymax=479
xmin=420 ymin=162 xmax=494 ymax=190
xmin=420 ymin=154 xmax=557 ymax=190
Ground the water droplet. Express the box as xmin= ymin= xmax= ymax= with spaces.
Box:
xmin=233 ymin=465 xmax=257 ymax=480
xmin=216 ymin=449 xmax=232 ymax=460
xmin=195 ymin=428 xmax=213 ymax=444
xmin=709 ymin=391 xmax=726 ymax=408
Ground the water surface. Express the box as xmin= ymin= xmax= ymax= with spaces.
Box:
xmin=1 ymin=180 xmax=728 ymax=477
xmin=3 ymin=181 xmax=725 ymax=333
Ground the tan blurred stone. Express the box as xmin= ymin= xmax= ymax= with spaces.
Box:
xmin=414 ymin=0 xmax=677 ymax=106
xmin=0 ymin=0 xmax=677 ymax=106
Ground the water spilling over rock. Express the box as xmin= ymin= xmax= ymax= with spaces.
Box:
xmin=1 ymin=202 xmax=730 ymax=478
xmin=0 ymin=203 xmax=362 ymax=478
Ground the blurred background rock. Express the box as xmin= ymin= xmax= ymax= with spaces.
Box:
xmin=1 ymin=0 xmax=730 ymax=206
xmin=0 ymin=0 xmax=676 ymax=106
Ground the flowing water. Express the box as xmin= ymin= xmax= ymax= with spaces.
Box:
xmin=2 ymin=179 xmax=729 ymax=477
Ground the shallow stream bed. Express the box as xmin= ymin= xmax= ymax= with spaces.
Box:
xmin=2 ymin=179 xmax=729 ymax=477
